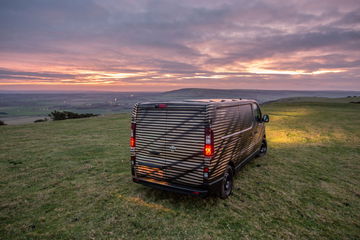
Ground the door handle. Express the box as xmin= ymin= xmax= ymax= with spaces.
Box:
xmin=149 ymin=150 xmax=160 ymax=155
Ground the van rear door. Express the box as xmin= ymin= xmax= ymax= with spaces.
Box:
xmin=135 ymin=104 xmax=167 ymax=180
xmin=162 ymin=104 xmax=205 ymax=186
xmin=135 ymin=103 xmax=206 ymax=186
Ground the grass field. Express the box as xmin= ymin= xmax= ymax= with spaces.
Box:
xmin=1 ymin=98 xmax=359 ymax=239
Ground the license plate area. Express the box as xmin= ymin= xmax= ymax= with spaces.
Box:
xmin=136 ymin=165 xmax=164 ymax=179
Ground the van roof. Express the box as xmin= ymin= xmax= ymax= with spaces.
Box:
xmin=183 ymin=99 xmax=253 ymax=103
xmin=138 ymin=98 xmax=257 ymax=106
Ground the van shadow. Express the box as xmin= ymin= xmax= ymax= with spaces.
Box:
xmin=128 ymin=141 xmax=350 ymax=212
xmin=130 ymin=157 xmax=266 ymax=210
xmin=138 ymin=185 xmax=221 ymax=206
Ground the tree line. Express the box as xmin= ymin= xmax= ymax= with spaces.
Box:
xmin=48 ymin=111 xmax=99 ymax=121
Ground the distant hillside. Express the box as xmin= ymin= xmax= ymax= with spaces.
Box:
xmin=1 ymin=89 xmax=359 ymax=125
xmin=160 ymin=88 xmax=360 ymax=103
xmin=268 ymin=96 xmax=360 ymax=104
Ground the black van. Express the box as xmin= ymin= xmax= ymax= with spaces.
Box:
xmin=130 ymin=99 xmax=269 ymax=198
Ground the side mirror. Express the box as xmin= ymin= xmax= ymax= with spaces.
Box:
xmin=262 ymin=114 xmax=269 ymax=123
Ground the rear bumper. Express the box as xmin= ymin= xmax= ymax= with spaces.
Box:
xmin=133 ymin=177 xmax=210 ymax=197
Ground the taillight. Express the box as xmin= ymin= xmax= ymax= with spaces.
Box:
xmin=130 ymin=137 xmax=135 ymax=147
xmin=204 ymin=144 xmax=213 ymax=156
xmin=130 ymin=122 xmax=136 ymax=147
xmin=204 ymin=127 xmax=214 ymax=157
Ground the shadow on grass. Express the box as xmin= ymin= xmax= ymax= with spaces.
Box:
xmin=125 ymin=154 xmax=272 ymax=210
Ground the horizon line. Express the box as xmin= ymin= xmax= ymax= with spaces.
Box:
xmin=1 ymin=87 xmax=360 ymax=94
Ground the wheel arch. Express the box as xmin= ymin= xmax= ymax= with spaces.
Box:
xmin=228 ymin=161 xmax=236 ymax=175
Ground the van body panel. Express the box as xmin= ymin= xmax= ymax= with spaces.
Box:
xmin=134 ymin=102 xmax=207 ymax=186
xmin=130 ymin=99 xmax=267 ymax=195
xmin=208 ymin=103 xmax=254 ymax=181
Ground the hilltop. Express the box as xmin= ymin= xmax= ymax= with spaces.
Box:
xmin=160 ymin=88 xmax=360 ymax=103
xmin=266 ymin=96 xmax=360 ymax=104
xmin=1 ymin=98 xmax=359 ymax=239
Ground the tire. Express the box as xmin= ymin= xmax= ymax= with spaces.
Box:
xmin=257 ymin=138 xmax=267 ymax=157
xmin=218 ymin=165 xmax=234 ymax=199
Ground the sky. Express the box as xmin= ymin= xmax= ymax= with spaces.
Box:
xmin=0 ymin=0 xmax=359 ymax=92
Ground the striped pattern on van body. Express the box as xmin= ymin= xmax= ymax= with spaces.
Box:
xmin=134 ymin=103 xmax=207 ymax=186
xmin=208 ymin=104 xmax=255 ymax=180
xmin=131 ymin=99 xmax=263 ymax=189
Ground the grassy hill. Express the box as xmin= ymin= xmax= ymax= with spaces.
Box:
xmin=1 ymin=98 xmax=359 ymax=239
xmin=268 ymin=96 xmax=360 ymax=104
xmin=161 ymin=88 xmax=360 ymax=103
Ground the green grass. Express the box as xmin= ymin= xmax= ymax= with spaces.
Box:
xmin=1 ymin=99 xmax=359 ymax=239
xmin=272 ymin=96 xmax=360 ymax=104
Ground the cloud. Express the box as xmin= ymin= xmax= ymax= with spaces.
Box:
xmin=0 ymin=0 xmax=359 ymax=90
xmin=0 ymin=68 xmax=75 ymax=79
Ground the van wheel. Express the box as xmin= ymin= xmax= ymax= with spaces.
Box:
xmin=218 ymin=166 xmax=234 ymax=199
xmin=257 ymin=139 xmax=267 ymax=157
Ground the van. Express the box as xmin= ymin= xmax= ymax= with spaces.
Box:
xmin=130 ymin=99 xmax=269 ymax=198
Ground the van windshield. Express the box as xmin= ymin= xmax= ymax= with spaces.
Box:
xmin=252 ymin=104 xmax=261 ymax=121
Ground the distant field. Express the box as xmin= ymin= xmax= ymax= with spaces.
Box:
xmin=0 ymin=92 xmax=154 ymax=124
xmin=0 ymin=98 xmax=359 ymax=239
xmin=1 ymin=89 xmax=359 ymax=124
xmin=270 ymin=96 xmax=360 ymax=104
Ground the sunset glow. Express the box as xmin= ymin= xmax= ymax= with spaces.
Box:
xmin=248 ymin=68 xmax=346 ymax=76
xmin=0 ymin=0 xmax=359 ymax=91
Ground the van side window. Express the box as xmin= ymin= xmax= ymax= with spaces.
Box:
xmin=240 ymin=104 xmax=253 ymax=129
xmin=252 ymin=104 xmax=261 ymax=122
